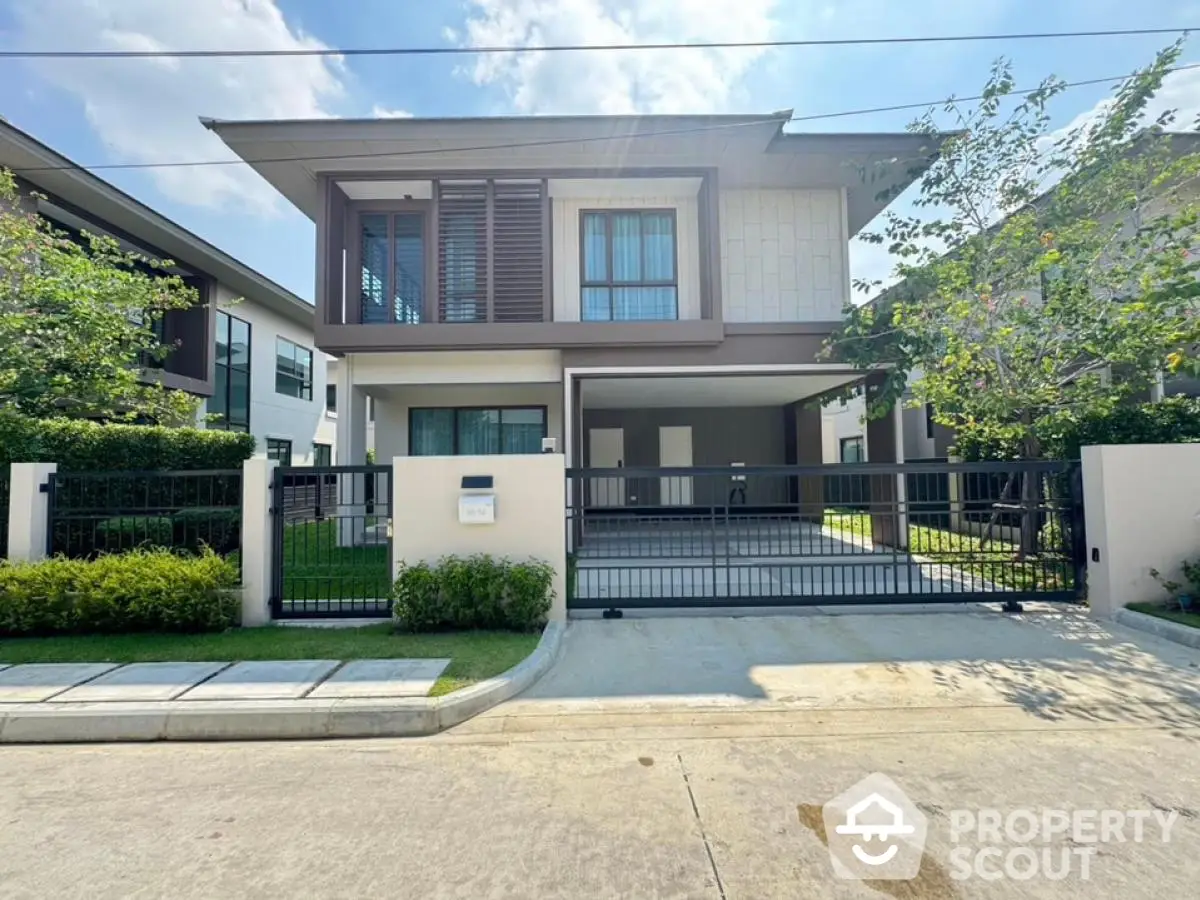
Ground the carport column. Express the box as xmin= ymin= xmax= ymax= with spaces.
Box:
xmin=865 ymin=390 xmax=909 ymax=550
xmin=240 ymin=458 xmax=276 ymax=627
xmin=792 ymin=403 xmax=825 ymax=522
xmin=6 ymin=462 xmax=56 ymax=561
xmin=335 ymin=356 xmax=369 ymax=548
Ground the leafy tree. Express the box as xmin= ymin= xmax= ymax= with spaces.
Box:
xmin=827 ymin=42 xmax=1200 ymax=463
xmin=0 ymin=167 xmax=200 ymax=424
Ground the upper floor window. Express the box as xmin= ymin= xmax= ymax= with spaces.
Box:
xmin=211 ymin=311 xmax=250 ymax=432
xmin=360 ymin=212 xmax=425 ymax=324
xmin=580 ymin=210 xmax=678 ymax=321
xmin=275 ymin=338 xmax=313 ymax=401
xmin=840 ymin=436 xmax=865 ymax=464
xmin=325 ymin=383 xmax=337 ymax=415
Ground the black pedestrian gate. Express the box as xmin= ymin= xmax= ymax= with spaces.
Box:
xmin=566 ymin=460 xmax=1085 ymax=612
xmin=270 ymin=464 xmax=393 ymax=618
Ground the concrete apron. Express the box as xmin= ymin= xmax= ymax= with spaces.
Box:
xmin=461 ymin=608 xmax=1200 ymax=740
xmin=0 ymin=622 xmax=565 ymax=744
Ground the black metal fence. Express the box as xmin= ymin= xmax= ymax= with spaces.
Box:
xmin=46 ymin=470 xmax=243 ymax=559
xmin=566 ymin=461 xmax=1085 ymax=610
xmin=270 ymin=465 xmax=392 ymax=619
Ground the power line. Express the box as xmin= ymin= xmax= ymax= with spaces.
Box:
xmin=0 ymin=26 xmax=1194 ymax=60
xmin=11 ymin=61 xmax=1200 ymax=175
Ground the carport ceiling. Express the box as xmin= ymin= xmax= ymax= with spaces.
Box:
xmin=580 ymin=373 xmax=863 ymax=409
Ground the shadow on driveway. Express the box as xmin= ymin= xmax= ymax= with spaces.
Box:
xmin=511 ymin=611 xmax=1200 ymax=731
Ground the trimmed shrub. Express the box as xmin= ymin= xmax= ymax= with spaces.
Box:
xmin=954 ymin=397 xmax=1200 ymax=461
xmin=0 ymin=549 xmax=240 ymax=636
xmin=1037 ymin=397 xmax=1200 ymax=460
xmin=392 ymin=554 xmax=554 ymax=633
xmin=171 ymin=507 xmax=241 ymax=555
xmin=0 ymin=409 xmax=256 ymax=472
xmin=96 ymin=516 xmax=175 ymax=551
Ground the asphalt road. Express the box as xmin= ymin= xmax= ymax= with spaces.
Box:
xmin=1 ymin=708 xmax=1197 ymax=899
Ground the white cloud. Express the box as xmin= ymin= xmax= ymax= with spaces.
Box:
xmin=371 ymin=105 xmax=414 ymax=118
xmin=451 ymin=0 xmax=779 ymax=114
xmin=11 ymin=0 xmax=346 ymax=215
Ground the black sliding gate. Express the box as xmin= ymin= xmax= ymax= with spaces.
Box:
xmin=566 ymin=460 xmax=1085 ymax=611
xmin=271 ymin=465 xmax=393 ymax=619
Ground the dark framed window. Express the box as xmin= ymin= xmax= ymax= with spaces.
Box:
xmin=359 ymin=210 xmax=427 ymax=324
xmin=211 ymin=311 xmax=251 ymax=432
xmin=925 ymin=403 xmax=936 ymax=440
xmin=580 ymin=209 xmax=678 ymax=321
xmin=312 ymin=442 xmax=332 ymax=467
xmin=325 ymin=383 xmax=337 ymax=414
xmin=266 ymin=438 xmax=293 ymax=463
xmin=409 ymin=407 xmax=547 ymax=456
xmin=275 ymin=338 xmax=313 ymax=400
xmin=840 ymin=436 xmax=865 ymax=464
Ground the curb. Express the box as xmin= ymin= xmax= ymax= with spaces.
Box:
xmin=1114 ymin=608 xmax=1200 ymax=650
xmin=0 ymin=621 xmax=565 ymax=744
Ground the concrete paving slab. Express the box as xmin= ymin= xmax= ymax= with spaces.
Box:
xmin=0 ymin=664 xmax=118 ymax=703
xmin=308 ymin=658 xmax=450 ymax=699
xmin=178 ymin=660 xmax=340 ymax=701
xmin=55 ymin=663 xmax=230 ymax=703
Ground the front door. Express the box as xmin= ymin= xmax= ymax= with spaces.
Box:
xmin=588 ymin=427 xmax=625 ymax=506
xmin=658 ymin=425 xmax=693 ymax=506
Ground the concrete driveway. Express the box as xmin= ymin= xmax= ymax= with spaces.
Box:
xmin=487 ymin=610 xmax=1200 ymax=727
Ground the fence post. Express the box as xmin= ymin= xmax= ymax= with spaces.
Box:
xmin=240 ymin=458 xmax=277 ymax=627
xmin=7 ymin=462 xmax=57 ymax=562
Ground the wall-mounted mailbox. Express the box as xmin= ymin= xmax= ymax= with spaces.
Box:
xmin=458 ymin=493 xmax=496 ymax=525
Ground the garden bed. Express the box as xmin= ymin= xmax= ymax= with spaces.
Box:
xmin=1126 ymin=602 xmax=1200 ymax=631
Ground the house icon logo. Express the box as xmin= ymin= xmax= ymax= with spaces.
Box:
xmin=822 ymin=773 xmax=928 ymax=880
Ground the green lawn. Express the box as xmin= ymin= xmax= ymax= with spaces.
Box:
xmin=1127 ymin=602 xmax=1200 ymax=630
xmin=0 ymin=625 xmax=539 ymax=697
xmin=280 ymin=519 xmax=390 ymax=602
xmin=822 ymin=509 xmax=1071 ymax=592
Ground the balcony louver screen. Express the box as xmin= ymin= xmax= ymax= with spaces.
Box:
xmin=437 ymin=181 xmax=487 ymax=323
xmin=492 ymin=181 xmax=545 ymax=322
xmin=437 ymin=179 xmax=545 ymax=323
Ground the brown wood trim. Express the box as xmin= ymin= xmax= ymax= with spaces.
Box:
xmin=315 ymin=319 xmax=724 ymax=352
xmin=541 ymin=177 xmax=552 ymax=322
xmin=326 ymin=167 xmax=713 ymax=182
xmin=485 ymin=179 xmax=495 ymax=323
xmin=723 ymin=322 xmax=840 ymax=335
xmin=703 ymin=169 xmax=723 ymax=323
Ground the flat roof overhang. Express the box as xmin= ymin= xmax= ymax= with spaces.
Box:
xmin=203 ymin=114 xmax=947 ymax=236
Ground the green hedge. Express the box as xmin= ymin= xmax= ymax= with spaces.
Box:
xmin=0 ymin=410 xmax=256 ymax=471
xmin=392 ymin=554 xmax=553 ymax=633
xmin=0 ymin=549 xmax=240 ymax=636
xmin=954 ymin=397 xmax=1200 ymax=461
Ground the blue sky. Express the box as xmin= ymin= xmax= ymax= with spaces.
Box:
xmin=1 ymin=0 xmax=1198 ymax=301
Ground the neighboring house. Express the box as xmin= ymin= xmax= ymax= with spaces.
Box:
xmin=864 ymin=131 xmax=1200 ymax=450
xmin=208 ymin=112 xmax=941 ymax=483
xmin=1 ymin=120 xmax=335 ymax=465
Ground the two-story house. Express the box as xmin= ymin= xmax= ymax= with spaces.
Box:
xmin=207 ymin=112 xmax=940 ymax=492
xmin=1 ymin=120 xmax=336 ymax=465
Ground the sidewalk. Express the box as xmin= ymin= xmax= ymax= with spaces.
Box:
xmin=0 ymin=622 xmax=564 ymax=743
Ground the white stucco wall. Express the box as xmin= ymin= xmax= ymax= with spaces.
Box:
xmin=720 ymin=188 xmax=848 ymax=323
xmin=1082 ymin=443 xmax=1200 ymax=617
xmin=201 ymin=285 xmax=331 ymax=465
xmin=552 ymin=189 xmax=701 ymax=322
